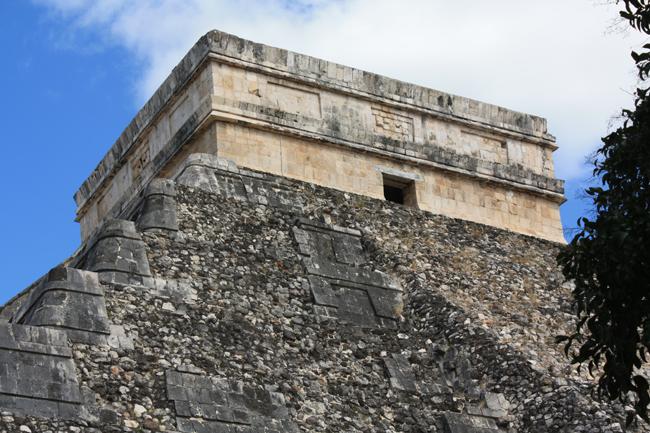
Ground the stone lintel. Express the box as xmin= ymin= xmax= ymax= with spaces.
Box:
xmin=373 ymin=165 xmax=424 ymax=183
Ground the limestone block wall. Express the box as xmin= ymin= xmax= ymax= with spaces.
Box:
xmin=192 ymin=125 xmax=563 ymax=240
xmin=73 ymin=29 xmax=566 ymax=244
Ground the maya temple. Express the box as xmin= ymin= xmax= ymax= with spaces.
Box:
xmin=0 ymin=30 xmax=640 ymax=433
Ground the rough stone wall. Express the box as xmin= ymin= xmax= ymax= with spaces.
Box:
xmin=0 ymin=159 xmax=643 ymax=433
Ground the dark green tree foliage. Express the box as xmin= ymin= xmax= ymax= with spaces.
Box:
xmin=557 ymin=0 xmax=650 ymax=425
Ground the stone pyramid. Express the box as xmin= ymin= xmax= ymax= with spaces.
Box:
xmin=1 ymin=30 xmax=638 ymax=433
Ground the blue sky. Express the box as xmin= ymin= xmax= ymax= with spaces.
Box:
xmin=0 ymin=0 xmax=645 ymax=306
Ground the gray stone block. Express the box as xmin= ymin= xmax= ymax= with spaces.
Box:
xmin=166 ymin=370 xmax=298 ymax=431
xmin=34 ymin=399 xmax=59 ymax=418
xmin=270 ymin=406 xmax=289 ymax=420
xmin=83 ymin=219 xmax=151 ymax=279
xmin=0 ymin=323 xmax=82 ymax=415
xmin=25 ymin=291 xmax=110 ymax=336
xmin=385 ymin=353 xmax=452 ymax=397
xmin=200 ymin=403 xmax=226 ymax=421
xmin=484 ymin=392 xmax=510 ymax=411
xmin=416 ymin=382 xmax=451 ymax=396
xmin=57 ymin=402 xmax=80 ymax=420
xmin=227 ymin=391 xmax=248 ymax=409
xmin=175 ymin=400 xmax=192 ymax=417
xmin=215 ymin=405 xmax=235 ymax=422
xmin=302 ymin=258 xmax=401 ymax=291
xmin=195 ymin=375 xmax=213 ymax=390
xmin=195 ymin=387 xmax=213 ymax=404
xmin=335 ymin=284 xmax=385 ymax=328
xmin=176 ymin=417 xmax=195 ymax=432
xmin=80 ymin=386 xmax=96 ymax=405
xmin=0 ymin=393 xmax=15 ymax=410
xmin=11 ymin=324 xmax=32 ymax=342
xmin=466 ymin=407 xmax=508 ymax=419
xmin=15 ymin=379 xmax=34 ymax=397
xmin=106 ymin=326 xmax=134 ymax=350
xmin=175 ymin=155 xmax=224 ymax=193
xmin=196 ymin=419 xmax=234 ymax=433
xmin=65 ymin=330 xmax=106 ymax=346
xmin=292 ymin=227 xmax=335 ymax=262
xmin=12 ymin=267 xmax=105 ymax=327
xmin=189 ymin=401 xmax=205 ymax=417
xmin=143 ymin=177 xmax=177 ymax=197
xmin=97 ymin=218 xmax=142 ymax=240
xmin=30 ymin=325 xmax=60 ymax=346
xmin=232 ymin=408 xmax=252 ymax=425
xmin=136 ymin=178 xmax=179 ymax=233
xmin=166 ymin=370 xmax=185 ymax=386
xmin=268 ymin=391 xmax=285 ymax=407
xmin=0 ymin=338 xmax=20 ymax=351
xmin=312 ymin=305 xmax=336 ymax=319
xmin=302 ymin=258 xmax=403 ymax=328
xmin=13 ymin=396 xmax=36 ymax=416
xmin=229 ymin=380 xmax=244 ymax=394
xmin=147 ymin=278 xmax=194 ymax=300
xmin=367 ymin=287 xmax=402 ymax=319
xmin=332 ymin=232 xmax=364 ymax=266
xmin=307 ymin=276 xmax=339 ymax=307
xmin=175 ymin=154 xmax=303 ymax=212
xmin=241 ymin=177 xmax=300 ymax=212
xmin=280 ymin=419 xmax=302 ymax=433
xmin=0 ymin=377 xmax=18 ymax=395
xmin=77 ymin=405 xmax=120 ymax=425
xmin=208 ymin=389 xmax=228 ymax=406
xmin=443 ymin=412 xmax=500 ymax=433
xmin=384 ymin=353 xmax=417 ymax=393
xmin=292 ymin=218 xmax=364 ymax=266
xmin=10 ymin=267 xmax=110 ymax=345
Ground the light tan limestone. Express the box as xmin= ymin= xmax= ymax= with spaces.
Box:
xmin=74 ymin=30 xmax=566 ymax=243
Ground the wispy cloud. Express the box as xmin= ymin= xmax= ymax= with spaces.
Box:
xmin=32 ymin=0 xmax=647 ymax=183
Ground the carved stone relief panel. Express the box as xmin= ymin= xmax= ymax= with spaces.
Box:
xmin=372 ymin=106 xmax=414 ymax=142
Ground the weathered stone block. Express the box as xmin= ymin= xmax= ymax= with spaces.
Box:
xmin=165 ymin=370 xmax=297 ymax=431
xmin=443 ymin=412 xmax=500 ymax=433
xmin=0 ymin=323 xmax=113 ymax=423
xmin=81 ymin=218 xmax=152 ymax=287
xmin=174 ymin=154 xmax=303 ymax=213
xmin=384 ymin=353 xmax=417 ymax=393
xmin=11 ymin=267 xmax=110 ymax=339
xmin=135 ymin=178 xmax=179 ymax=233
xmin=302 ymin=256 xmax=402 ymax=328
xmin=292 ymin=217 xmax=364 ymax=266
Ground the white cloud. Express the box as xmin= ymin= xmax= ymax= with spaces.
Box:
xmin=34 ymin=0 xmax=648 ymax=183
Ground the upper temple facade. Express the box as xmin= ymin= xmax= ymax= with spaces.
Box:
xmin=74 ymin=30 xmax=566 ymax=243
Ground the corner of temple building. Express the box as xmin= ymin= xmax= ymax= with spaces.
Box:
xmin=72 ymin=29 xmax=566 ymax=244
